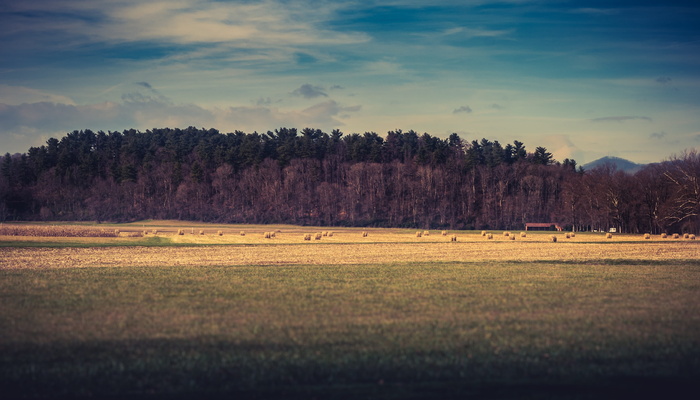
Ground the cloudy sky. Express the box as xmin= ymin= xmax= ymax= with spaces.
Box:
xmin=1 ymin=0 xmax=699 ymax=164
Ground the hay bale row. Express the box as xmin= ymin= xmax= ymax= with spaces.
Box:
xmin=264 ymin=231 xmax=276 ymax=239
xmin=118 ymin=231 xmax=143 ymax=238
xmin=315 ymin=232 xmax=322 ymax=240
xmin=662 ymin=233 xmax=697 ymax=239
xmin=303 ymin=234 xmax=311 ymax=241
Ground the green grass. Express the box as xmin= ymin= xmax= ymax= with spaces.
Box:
xmin=2 ymin=261 xmax=699 ymax=399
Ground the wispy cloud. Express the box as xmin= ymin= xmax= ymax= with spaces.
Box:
xmin=453 ymin=105 xmax=472 ymax=114
xmin=590 ymin=116 xmax=652 ymax=123
xmin=0 ymin=85 xmax=76 ymax=106
xmin=570 ymin=8 xmax=618 ymax=16
xmin=2 ymin=1 xmax=369 ymax=58
xmin=292 ymin=84 xmax=328 ymax=99
xmin=0 ymin=83 xmax=362 ymax=151
xmin=650 ymin=131 xmax=667 ymax=139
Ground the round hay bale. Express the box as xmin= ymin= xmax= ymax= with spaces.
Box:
xmin=520 ymin=232 xmax=526 ymax=238
xmin=177 ymin=229 xmax=184 ymax=235
xmin=565 ymin=233 xmax=571 ymax=239
xmin=661 ymin=233 xmax=668 ymax=239
xmin=690 ymin=234 xmax=696 ymax=240
xmin=240 ymin=231 xmax=245 ymax=236
xmin=451 ymin=235 xmax=457 ymax=242
xmin=416 ymin=231 xmax=422 ymax=237
xmin=606 ymin=233 xmax=613 ymax=239
xmin=509 ymin=235 xmax=515 ymax=241
xmin=683 ymin=233 xmax=690 ymax=239
xmin=551 ymin=235 xmax=557 ymax=242
xmin=487 ymin=233 xmax=493 ymax=240
xmin=481 ymin=231 xmax=487 ymax=236
xmin=218 ymin=230 xmax=223 ymax=236
xmin=673 ymin=233 xmax=680 ymax=239
xmin=442 ymin=230 xmax=447 ymax=236
xmin=644 ymin=233 xmax=651 ymax=239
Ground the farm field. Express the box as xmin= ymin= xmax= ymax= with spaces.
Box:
xmin=1 ymin=222 xmax=699 ymax=399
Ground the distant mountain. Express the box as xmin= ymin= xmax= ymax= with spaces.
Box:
xmin=582 ymin=156 xmax=645 ymax=174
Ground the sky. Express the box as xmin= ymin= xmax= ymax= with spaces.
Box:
xmin=1 ymin=0 xmax=699 ymax=164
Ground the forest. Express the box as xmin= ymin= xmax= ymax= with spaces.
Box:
xmin=1 ymin=127 xmax=699 ymax=233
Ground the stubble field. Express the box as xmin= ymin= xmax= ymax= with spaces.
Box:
xmin=1 ymin=221 xmax=699 ymax=399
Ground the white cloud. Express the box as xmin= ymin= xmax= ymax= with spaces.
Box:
xmin=0 ymin=85 xmax=76 ymax=106
xmin=5 ymin=0 xmax=369 ymax=48
xmin=543 ymin=134 xmax=584 ymax=163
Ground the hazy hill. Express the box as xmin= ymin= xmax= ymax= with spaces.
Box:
xmin=582 ymin=156 xmax=645 ymax=174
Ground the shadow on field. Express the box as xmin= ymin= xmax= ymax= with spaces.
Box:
xmin=2 ymin=338 xmax=698 ymax=400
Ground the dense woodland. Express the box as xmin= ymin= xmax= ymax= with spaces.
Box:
xmin=1 ymin=127 xmax=699 ymax=233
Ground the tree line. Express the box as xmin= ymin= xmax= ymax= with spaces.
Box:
xmin=1 ymin=127 xmax=698 ymax=233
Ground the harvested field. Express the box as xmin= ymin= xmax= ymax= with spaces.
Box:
xmin=1 ymin=241 xmax=699 ymax=269
xmin=1 ymin=222 xmax=699 ymax=399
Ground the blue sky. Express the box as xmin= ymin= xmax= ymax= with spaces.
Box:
xmin=1 ymin=0 xmax=699 ymax=164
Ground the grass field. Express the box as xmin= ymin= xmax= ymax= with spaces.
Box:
xmin=1 ymin=222 xmax=699 ymax=399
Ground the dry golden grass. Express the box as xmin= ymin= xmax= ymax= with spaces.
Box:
xmin=0 ymin=224 xmax=118 ymax=237
xmin=2 ymin=221 xmax=699 ymax=399
xmin=2 ymin=236 xmax=698 ymax=270
xmin=2 ymin=222 xmax=699 ymax=271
